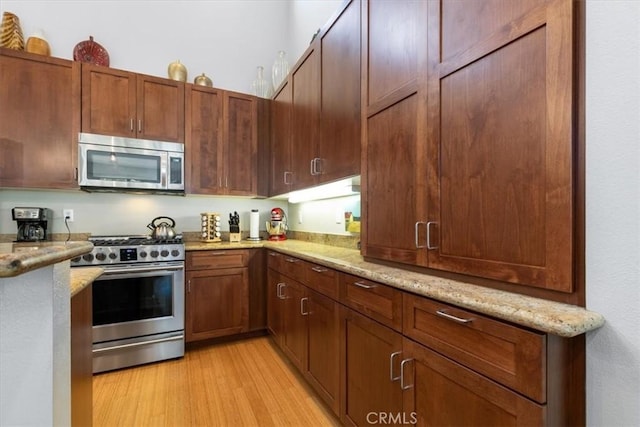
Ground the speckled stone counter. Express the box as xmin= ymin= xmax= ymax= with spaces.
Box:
xmin=0 ymin=241 xmax=93 ymax=278
xmin=70 ymin=267 xmax=103 ymax=297
xmin=185 ymin=239 xmax=605 ymax=337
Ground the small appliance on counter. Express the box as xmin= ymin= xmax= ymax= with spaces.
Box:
xmin=200 ymin=212 xmax=222 ymax=242
xmin=12 ymin=207 xmax=52 ymax=242
xmin=266 ymin=207 xmax=287 ymax=241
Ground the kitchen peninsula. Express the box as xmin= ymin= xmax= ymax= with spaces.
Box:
xmin=0 ymin=241 xmax=98 ymax=426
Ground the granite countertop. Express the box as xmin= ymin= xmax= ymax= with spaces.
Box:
xmin=186 ymin=239 xmax=605 ymax=338
xmin=70 ymin=267 xmax=104 ymax=297
xmin=0 ymin=241 xmax=93 ymax=278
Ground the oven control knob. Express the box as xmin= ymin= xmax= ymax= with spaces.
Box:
xmin=95 ymin=253 xmax=107 ymax=261
xmin=150 ymin=250 xmax=159 ymax=258
xmin=71 ymin=257 xmax=81 ymax=263
xmin=139 ymin=251 xmax=147 ymax=258
xmin=161 ymin=250 xmax=169 ymax=257
xmin=82 ymin=253 xmax=94 ymax=262
xmin=171 ymin=249 xmax=180 ymax=257
xmin=108 ymin=253 xmax=117 ymax=260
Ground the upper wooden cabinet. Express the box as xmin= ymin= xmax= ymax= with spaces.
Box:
xmin=274 ymin=0 xmax=361 ymax=194
xmin=81 ymin=63 xmax=185 ymax=143
xmin=362 ymin=0 xmax=581 ymax=298
xmin=0 ymin=48 xmax=79 ymax=189
xmin=186 ymin=86 xmax=268 ymax=196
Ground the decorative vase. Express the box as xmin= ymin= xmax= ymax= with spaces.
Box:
xmin=0 ymin=11 xmax=25 ymax=51
xmin=168 ymin=60 xmax=187 ymax=82
xmin=25 ymin=29 xmax=50 ymax=56
xmin=271 ymin=50 xmax=290 ymax=89
xmin=194 ymin=73 xmax=213 ymax=87
xmin=251 ymin=66 xmax=273 ymax=99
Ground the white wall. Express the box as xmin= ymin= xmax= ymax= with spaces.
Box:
xmin=585 ymin=2 xmax=640 ymax=426
xmin=289 ymin=0 xmax=343 ymax=63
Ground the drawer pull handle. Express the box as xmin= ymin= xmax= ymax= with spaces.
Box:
xmin=400 ymin=358 xmax=414 ymax=390
xmin=269 ymin=252 xmax=278 ymax=257
xmin=436 ymin=309 xmax=473 ymax=324
xmin=276 ymin=282 xmax=286 ymax=299
xmin=311 ymin=266 xmax=328 ymax=273
xmin=353 ymin=281 xmax=376 ymax=289
xmin=285 ymin=258 xmax=299 ymax=263
xmin=300 ymin=297 xmax=309 ymax=315
xmin=389 ymin=351 xmax=402 ymax=382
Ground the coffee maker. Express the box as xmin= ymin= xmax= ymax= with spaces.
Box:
xmin=12 ymin=207 xmax=52 ymax=242
xmin=265 ymin=207 xmax=287 ymax=241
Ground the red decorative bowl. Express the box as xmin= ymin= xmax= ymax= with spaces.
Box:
xmin=73 ymin=36 xmax=109 ymax=66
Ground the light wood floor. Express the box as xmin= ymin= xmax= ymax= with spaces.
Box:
xmin=93 ymin=336 xmax=341 ymax=427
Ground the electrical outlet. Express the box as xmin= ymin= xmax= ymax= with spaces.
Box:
xmin=63 ymin=209 xmax=74 ymax=222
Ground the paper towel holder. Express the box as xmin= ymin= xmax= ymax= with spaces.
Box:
xmin=247 ymin=209 xmax=262 ymax=241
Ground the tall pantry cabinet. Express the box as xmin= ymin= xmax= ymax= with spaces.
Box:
xmin=361 ymin=0 xmax=581 ymax=301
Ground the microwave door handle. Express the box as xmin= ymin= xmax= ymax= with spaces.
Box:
xmin=160 ymin=153 xmax=168 ymax=188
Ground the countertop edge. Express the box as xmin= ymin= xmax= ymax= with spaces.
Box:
xmin=70 ymin=267 xmax=104 ymax=297
xmin=0 ymin=241 xmax=94 ymax=278
xmin=185 ymin=240 xmax=605 ymax=338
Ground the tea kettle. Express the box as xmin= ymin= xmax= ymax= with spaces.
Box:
xmin=147 ymin=216 xmax=177 ymax=240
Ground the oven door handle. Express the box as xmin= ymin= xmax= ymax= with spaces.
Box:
xmin=93 ymin=334 xmax=184 ymax=354
xmin=98 ymin=264 xmax=184 ymax=277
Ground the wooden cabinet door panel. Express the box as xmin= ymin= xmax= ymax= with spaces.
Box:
xmin=403 ymin=338 xmax=545 ymax=426
xmin=81 ymin=64 xmax=136 ymax=138
xmin=291 ymin=46 xmax=321 ymax=190
xmin=281 ymin=278 xmax=308 ymax=372
xmin=185 ymin=85 xmax=224 ymax=194
xmin=426 ymin=0 xmax=575 ymax=291
xmin=319 ymin=0 xmax=361 ymax=183
xmin=0 ymin=50 xmax=79 ymax=189
xmin=363 ymin=95 xmax=421 ymax=265
xmin=342 ymin=308 xmax=403 ymax=426
xmin=267 ymin=268 xmax=285 ymax=343
xmin=270 ymin=81 xmax=292 ymax=196
xmin=137 ymin=75 xmax=184 ymax=142
xmin=305 ymin=290 xmax=341 ymax=415
xmin=224 ymin=91 xmax=257 ymax=195
xmin=186 ymin=267 xmax=249 ymax=342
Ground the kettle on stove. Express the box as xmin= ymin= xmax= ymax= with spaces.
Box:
xmin=147 ymin=216 xmax=177 ymax=240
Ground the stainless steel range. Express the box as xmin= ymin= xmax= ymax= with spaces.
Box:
xmin=72 ymin=235 xmax=185 ymax=373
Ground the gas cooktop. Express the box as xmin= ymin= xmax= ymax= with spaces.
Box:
xmin=71 ymin=235 xmax=184 ymax=267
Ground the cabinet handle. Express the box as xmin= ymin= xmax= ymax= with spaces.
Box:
xmin=300 ymin=297 xmax=309 ymax=315
xmin=390 ymin=351 xmax=402 ymax=382
xmin=436 ymin=309 xmax=473 ymax=324
xmin=310 ymin=159 xmax=316 ymax=176
xmin=277 ymin=282 xmax=286 ymax=299
xmin=268 ymin=252 xmax=278 ymax=257
xmin=225 ymin=176 xmax=228 ymax=188
xmin=311 ymin=266 xmax=328 ymax=273
xmin=353 ymin=281 xmax=376 ymax=289
xmin=400 ymin=358 xmax=415 ymax=390
xmin=187 ymin=279 xmax=191 ymax=293
xmin=284 ymin=258 xmax=299 ymax=263
xmin=310 ymin=157 xmax=323 ymax=175
xmin=74 ymin=167 xmax=78 ymax=181
xmin=415 ymin=221 xmax=427 ymax=249
xmin=426 ymin=221 xmax=439 ymax=250
xmin=138 ymin=119 xmax=142 ymax=133
xmin=284 ymin=171 xmax=292 ymax=185
xmin=130 ymin=118 xmax=134 ymax=132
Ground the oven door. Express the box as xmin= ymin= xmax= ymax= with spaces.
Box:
xmin=92 ymin=262 xmax=185 ymax=344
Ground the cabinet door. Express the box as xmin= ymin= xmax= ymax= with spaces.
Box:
xmin=81 ymin=64 xmax=137 ymax=138
xmin=290 ymin=44 xmax=321 ymax=190
xmin=305 ymin=289 xmax=341 ymax=415
xmin=185 ymin=85 xmax=224 ymax=194
xmin=425 ymin=0 xmax=576 ymax=291
xmin=402 ymin=338 xmax=544 ymax=426
xmin=136 ymin=74 xmax=185 ymax=143
xmin=185 ymin=267 xmax=249 ymax=342
xmin=342 ymin=308 xmax=403 ymax=426
xmin=267 ymin=268 xmax=285 ymax=345
xmin=270 ymin=80 xmax=292 ymax=196
xmin=281 ymin=278 xmax=308 ymax=373
xmin=224 ymin=91 xmax=258 ymax=195
xmin=319 ymin=0 xmax=361 ymax=183
xmin=1 ymin=50 xmax=79 ymax=189
xmin=71 ymin=283 xmax=93 ymax=427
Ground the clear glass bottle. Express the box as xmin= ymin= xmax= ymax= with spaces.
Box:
xmin=271 ymin=50 xmax=290 ymax=90
xmin=251 ymin=66 xmax=273 ymax=98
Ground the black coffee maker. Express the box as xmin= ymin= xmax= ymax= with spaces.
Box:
xmin=12 ymin=207 xmax=52 ymax=242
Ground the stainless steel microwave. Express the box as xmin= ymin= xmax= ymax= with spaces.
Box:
xmin=78 ymin=133 xmax=184 ymax=194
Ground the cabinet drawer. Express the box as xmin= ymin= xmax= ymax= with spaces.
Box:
xmin=339 ymin=273 xmax=402 ymax=331
xmin=304 ymin=263 xmax=338 ymax=300
xmin=267 ymin=251 xmax=306 ymax=279
xmin=403 ymin=293 xmax=546 ymax=403
xmin=186 ymin=250 xmax=247 ymax=270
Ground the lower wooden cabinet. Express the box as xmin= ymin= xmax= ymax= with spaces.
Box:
xmin=185 ymin=250 xmax=250 ymax=342
xmin=281 ymin=277 xmax=308 ymax=371
xmin=71 ymin=284 xmax=93 ymax=427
